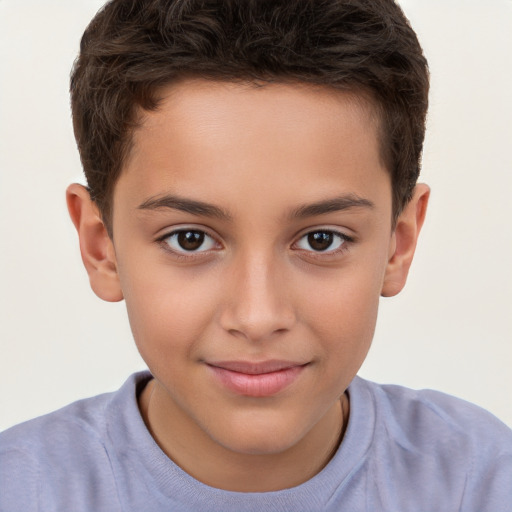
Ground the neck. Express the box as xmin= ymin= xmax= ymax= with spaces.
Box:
xmin=139 ymin=379 xmax=349 ymax=492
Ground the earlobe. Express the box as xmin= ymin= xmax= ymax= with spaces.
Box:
xmin=66 ymin=184 xmax=123 ymax=302
xmin=381 ymin=184 xmax=430 ymax=297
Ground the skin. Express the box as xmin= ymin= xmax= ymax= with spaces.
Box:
xmin=67 ymin=80 xmax=429 ymax=492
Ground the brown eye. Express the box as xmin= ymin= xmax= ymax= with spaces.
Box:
xmin=307 ymin=232 xmax=334 ymax=251
xmin=177 ymin=230 xmax=205 ymax=251
xmin=163 ymin=229 xmax=217 ymax=253
xmin=296 ymin=230 xmax=348 ymax=253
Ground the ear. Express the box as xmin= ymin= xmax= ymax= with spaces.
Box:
xmin=66 ymin=184 xmax=123 ymax=302
xmin=381 ymin=184 xmax=430 ymax=297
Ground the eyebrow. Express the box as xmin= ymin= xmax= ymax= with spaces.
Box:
xmin=138 ymin=194 xmax=232 ymax=220
xmin=290 ymin=194 xmax=374 ymax=219
xmin=138 ymin=192 xmax=374 ymax=221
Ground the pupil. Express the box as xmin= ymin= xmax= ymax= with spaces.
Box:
xmin=177 ymin=231 xmax=204 ymax=251
xmin=308 ymin=231 xmax=333 ymax=251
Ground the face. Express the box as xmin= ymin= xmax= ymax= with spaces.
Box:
xmin=111 ymin=80 xmax=394 ymax=459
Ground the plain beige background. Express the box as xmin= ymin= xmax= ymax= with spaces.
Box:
xmin=1 ymin=0 xmax=511 ymax=431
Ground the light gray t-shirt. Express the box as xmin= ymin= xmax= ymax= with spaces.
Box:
xmin=1 ymin=371 xmax=511 ymax=511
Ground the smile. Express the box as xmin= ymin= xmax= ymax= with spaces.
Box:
xmin=206 ymin=360 xmax=309 ymax=397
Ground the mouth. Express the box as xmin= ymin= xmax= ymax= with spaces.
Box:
xmin=206 ymin=360 xmax=309 ymax=397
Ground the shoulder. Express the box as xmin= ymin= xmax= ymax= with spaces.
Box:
xmin=1 ymin=385 xmax=113 ymax=457
xmin=357 ymin=377 xmax=512 ymax=447
xmin=0 ymin=372 xmax=149 ymax=511
xmin=0 ymin=390 xmax=112 ymax=510
xmin=350 ymin=377 xmax=512 ymax=508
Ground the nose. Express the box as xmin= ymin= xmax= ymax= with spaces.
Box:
xmin=219 ymin=251 xmax=296 ymax=343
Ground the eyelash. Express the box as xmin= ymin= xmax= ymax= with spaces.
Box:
xmin=156 ymin=227 xmax=354 ymax=260
xmin=293 ymin=229 xmax=354 ymax=257
xmin=157 ymin=228 xmax=221 ymax=260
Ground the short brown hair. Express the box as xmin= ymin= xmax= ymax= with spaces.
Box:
xmin=70 ymin=0 xmax=429 ymax=233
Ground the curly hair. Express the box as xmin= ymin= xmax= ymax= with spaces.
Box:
xmin=70 ymin=0 xmax=429 ymax=233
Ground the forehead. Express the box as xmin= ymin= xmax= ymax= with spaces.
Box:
xmin=131 ymin=79 xmax=381 ymax=156
xmin=115 ymin=79 xmax=390 ymax=220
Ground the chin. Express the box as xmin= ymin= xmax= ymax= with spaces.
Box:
xmin=209 ymin=414 xmax=308 ymax=456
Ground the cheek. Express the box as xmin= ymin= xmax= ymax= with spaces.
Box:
xmin=119 ymin=261 xmax=221 ymax=362
xmin=299 ymin=260 xmax=384 ymax=369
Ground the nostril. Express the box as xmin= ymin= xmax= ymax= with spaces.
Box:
xmin=227 ymin=328 xmax=247 ymax=339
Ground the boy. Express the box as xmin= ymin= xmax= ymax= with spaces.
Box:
xmin=1 ymin=0 xmax=511 ymax=510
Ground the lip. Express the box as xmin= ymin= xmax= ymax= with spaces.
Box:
xmin=206 ymin=360 xmax=308 ymax=397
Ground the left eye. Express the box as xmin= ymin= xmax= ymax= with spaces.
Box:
xmin=295 ymin=230 xmax=347 ymax=252
xmin=162 ymin=229 xmax=217 ymax=253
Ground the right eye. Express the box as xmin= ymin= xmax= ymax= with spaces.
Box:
xmin=161 ymin=229 xmax=218 ymax=253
